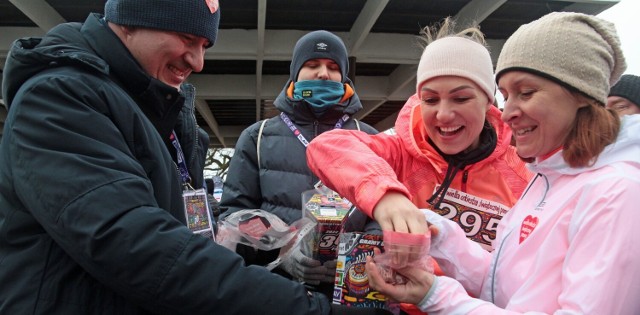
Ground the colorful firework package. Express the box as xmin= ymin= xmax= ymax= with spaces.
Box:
xmin=332 ymin=207 xmax=433 ymax=313
xmin=333 ymin=232 xmax=388 ymax=310
xmin=301 ymin=186 xmax=352 ymax=264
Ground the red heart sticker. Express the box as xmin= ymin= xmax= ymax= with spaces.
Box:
xmin=519 ymin=215 xmax=538 ymax=244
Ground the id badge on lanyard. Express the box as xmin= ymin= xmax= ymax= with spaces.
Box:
xmin=183 ymin=188 xmax=216 ymax=241
xmin=171 ymin=131 xmax=216 ymax=241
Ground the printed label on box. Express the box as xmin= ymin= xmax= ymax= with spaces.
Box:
xmin=302 ymin=188 xmax=351 ymax=264
xmin=332 ymin=232 xmax=387 ymax=309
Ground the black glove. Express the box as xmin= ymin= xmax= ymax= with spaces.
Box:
xmin=281 ymin=247 xmax=328 ymax=285
xmin=330 ymin=304 xmax=393 ymax=315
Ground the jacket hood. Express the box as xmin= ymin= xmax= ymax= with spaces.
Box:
xmin=273 ymin=77 xmax=363 ymax=122
xmin=2 ymin=21 xmax=108 ymax=109
xmin=395 ymin=93 xmax=512 ymax=173
xmin=531 ymin=114 xmax=640 ymax=175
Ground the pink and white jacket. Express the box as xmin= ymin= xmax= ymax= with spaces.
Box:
xmin=421 ymin=114 xmax=640 ymax=314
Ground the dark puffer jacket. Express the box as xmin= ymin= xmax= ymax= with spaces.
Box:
xmin=220 ymin=81 xmax=378 ymax=224
xmin=0 ymin=13 xmax=329 ymax=315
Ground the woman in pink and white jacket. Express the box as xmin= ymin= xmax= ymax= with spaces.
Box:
xmin=366 ymin=12 xmax=640 ymax=315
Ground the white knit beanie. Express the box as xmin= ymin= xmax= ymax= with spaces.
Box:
xmin=416 ymin=36 xmax=495 ymax=104
xmin=496 ymin=12 xmax=626 ymax=105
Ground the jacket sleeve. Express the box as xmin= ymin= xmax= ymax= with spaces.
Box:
xmin=219 ymin=122 xmax=262 ymax=217
xmin=306 ymin=129 xmax=412 ymax=217
xmin=418 ymin=170 xmax=640 ymax=315
xmin=8 ymin=74 xmax=329 ymax=315
xmin=423 ymin=210 xmax=492 ymax=297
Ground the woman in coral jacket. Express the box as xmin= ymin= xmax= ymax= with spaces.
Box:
xmin=306 ymin=18 xmax=532 ymax=252
xmin=366 ymin=12 xmax=640 ymax=315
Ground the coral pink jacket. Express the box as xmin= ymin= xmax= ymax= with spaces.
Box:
xmin=307 ymin=94 xmax=532 ymax=249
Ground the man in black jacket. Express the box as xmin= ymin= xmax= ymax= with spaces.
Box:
xmin=0 ymin=1 xmax=387 ymax=314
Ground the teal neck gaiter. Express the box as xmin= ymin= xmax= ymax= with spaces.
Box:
xmin=293 ymin=80 xmax=345 ymax=117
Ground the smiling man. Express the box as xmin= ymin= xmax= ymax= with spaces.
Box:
xmin=0 ymin=1 xmax=379 ymax=314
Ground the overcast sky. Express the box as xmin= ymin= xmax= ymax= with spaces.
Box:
xmin=598 ymin=0 xmax=639 ymax=75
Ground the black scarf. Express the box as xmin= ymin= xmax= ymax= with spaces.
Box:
xmin=427 ymin=121 xmax=498 ymax=210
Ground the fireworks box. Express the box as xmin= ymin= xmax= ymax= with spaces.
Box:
xmin=332 ymin=232 xmax=388 ymax=309
xmin=301 ymin=187 xmax=352 ymax=264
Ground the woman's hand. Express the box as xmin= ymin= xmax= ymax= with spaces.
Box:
xmin=372 ymin=192 xmax=428 ymax=234
xmin=366 ymin=248 xmax=435 ymax=305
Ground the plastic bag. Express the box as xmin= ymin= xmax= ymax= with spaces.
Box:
xmin=373 ymin=230 xmax=433 ymax=285
xmin=216 ymin=209 xmax=315 ymax=270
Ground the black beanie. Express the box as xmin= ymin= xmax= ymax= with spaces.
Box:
xmin=105 ymin=0 xmax=221 ymax=48
xmin=609 ymin=74 xmax=640 ymax=108
xmin=289 ymin=30 xmax=349 ymax=82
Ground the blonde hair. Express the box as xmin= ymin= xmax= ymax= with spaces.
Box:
xmin=419 ymin=17 xmax=486 ymax=48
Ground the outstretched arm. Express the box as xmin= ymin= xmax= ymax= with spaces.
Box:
xmin=307 ymin=129 xmax=427 ymax=234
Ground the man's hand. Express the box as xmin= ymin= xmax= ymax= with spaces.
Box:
xmin=281 ymin=247 xmax=327 ymax=285
xmin=323 ymin=259 xmax=337 ymax=283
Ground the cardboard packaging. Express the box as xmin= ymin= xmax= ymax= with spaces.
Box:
xmin=332 ymin=232 xmax=387 ymax=309
xmin=301 ymin=187 xmax=351 ymax=264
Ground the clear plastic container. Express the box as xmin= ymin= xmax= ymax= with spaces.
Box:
xmin=373 ymin=230 xmax=432 ymax=285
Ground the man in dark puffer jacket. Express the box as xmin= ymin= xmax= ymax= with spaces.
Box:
xmin=220 ymin=31 xmax=378 ymax=298
xmin=0 ymin=0 xmax=388 ymax=314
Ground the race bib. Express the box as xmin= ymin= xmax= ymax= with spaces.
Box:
xmin=432 ymin=187 xmax=509 ymax=251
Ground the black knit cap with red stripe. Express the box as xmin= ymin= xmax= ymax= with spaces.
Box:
xmin=104 ymin=0 xmax=220 ymax=48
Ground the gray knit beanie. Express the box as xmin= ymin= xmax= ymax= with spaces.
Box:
xmin=609 ymin=74 xmax=640 ymax=108
xmin=105 ymin=0 xmax=220 ymax=48
xmin=290 ymin=31 xmax=349 ymax=83
xmin=496 ymin=12 xmax=626 ymax=105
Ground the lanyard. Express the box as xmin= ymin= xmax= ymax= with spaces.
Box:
xmin=279 ymin=112 xmax=350 ymax=148
xmin=170 ymin=130 xmax=192 ymax=186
